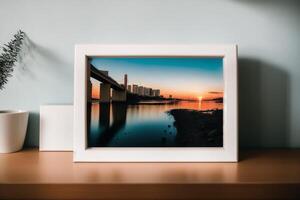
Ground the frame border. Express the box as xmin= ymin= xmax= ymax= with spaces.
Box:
xmin=74 ymin=45 xmax=238 ymax=162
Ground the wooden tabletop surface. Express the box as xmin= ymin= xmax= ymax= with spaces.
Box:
xmin=0 ymin=149 xmax=300 ymax=199
xmin=0 ymin=148 xmax=300 ymax=184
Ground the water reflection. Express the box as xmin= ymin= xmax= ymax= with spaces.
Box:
xmin=87 ymin=100 xmax=222 ymax=147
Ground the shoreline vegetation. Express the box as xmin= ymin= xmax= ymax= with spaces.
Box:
xmin=167 ymin=109 xmax=223 ymax=147
xmin=126 ymin=93 xmax=183 ymax=104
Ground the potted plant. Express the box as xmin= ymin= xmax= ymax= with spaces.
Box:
xmin=0 ymin=30 xmax=29 ymax=153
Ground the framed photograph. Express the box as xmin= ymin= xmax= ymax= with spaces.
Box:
xmin=74 ymin=45 xmax=238 ymax=162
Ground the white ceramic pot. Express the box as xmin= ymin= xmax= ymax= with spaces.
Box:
xmin=0 ymin=110 xmax=29 ymax=153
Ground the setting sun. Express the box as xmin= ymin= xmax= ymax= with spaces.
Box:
xmin=198 ymin=96 xmax=203 ymax=101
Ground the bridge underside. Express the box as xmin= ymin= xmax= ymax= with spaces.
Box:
xmin=89 ymin=64 xmax=126 ymax=102
xmin=90 ymin=65 xmax=124 ymax=91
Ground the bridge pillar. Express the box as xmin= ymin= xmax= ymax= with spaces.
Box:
xmin=112 ymin=74 xmax=127 ymax=102
xmin=87 ymin=80 xmax=92 ymax=103
xmin=100 ymin=83 xmax=111 ymax=103
xmin=112 ymin=74 xmax=128 ymax=102
xmin=112 ymin=90 xmax=126 ymax=102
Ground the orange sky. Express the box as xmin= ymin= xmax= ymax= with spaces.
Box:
xmin=92 ymin=84 xmax=100 ymax=99
xmin=90 ymin=57 xmax=224 ymax=101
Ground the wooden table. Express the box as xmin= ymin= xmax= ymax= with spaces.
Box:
xmin=0 ymin=149 xmax=299 ymax=199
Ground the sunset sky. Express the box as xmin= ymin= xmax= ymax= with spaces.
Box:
xmin=90 ymin=57 xmax=223 ymax=100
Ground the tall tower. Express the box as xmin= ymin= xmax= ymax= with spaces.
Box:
xmin=124 ymin=74 xmax=128 ymax=91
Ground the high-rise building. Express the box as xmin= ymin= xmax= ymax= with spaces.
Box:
xmin=124 ymin=74 xmax=128 ymax=90
xmin=144 ymin=87 xmax=151 ymax=96
xmin=149 ymin=88 xmax=153 ymax=96
xmin=138 ymin=86 xmax=144 ymax=96
xmin=132 ymin=84 xmax=138 ymax=94
xmin=127 ymin=85 xmax=132 ymax=93
xmin=152 ymin=89 xmax=160 ymax=97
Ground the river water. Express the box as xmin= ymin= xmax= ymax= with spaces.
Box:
xmin=87 ymin=100 xmax=222 ymax=147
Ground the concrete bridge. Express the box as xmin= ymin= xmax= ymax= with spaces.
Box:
xmin=88 ymin=64 xmax=127 ymax=103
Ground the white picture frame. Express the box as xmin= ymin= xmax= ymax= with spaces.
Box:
xmin=73 ymin=44 xmax=238 ymax=162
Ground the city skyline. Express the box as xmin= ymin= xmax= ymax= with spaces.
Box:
xmin=90 ymin=57 xmax=223 ymax=100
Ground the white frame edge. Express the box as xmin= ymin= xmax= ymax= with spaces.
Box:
xmin=74 ymin=44 xmax=238 ymax=162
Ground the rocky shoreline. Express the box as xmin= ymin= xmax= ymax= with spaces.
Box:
xmin=167 ymin=109 xmax=223 ymax=147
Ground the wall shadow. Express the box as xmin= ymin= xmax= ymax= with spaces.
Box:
xmin=17 ymin=35 xmax=72 ymax=147
xmin=238 ymin=58 xmax=290 ymax=149
xmin=18 ymin=35 xmax=71 ymax=79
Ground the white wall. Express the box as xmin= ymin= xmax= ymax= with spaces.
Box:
xmin=0 ymin=0 xmax=299 ymax=148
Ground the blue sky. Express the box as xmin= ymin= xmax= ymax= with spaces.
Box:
xmin=90 ymin=57 xmax=223 ymax=99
